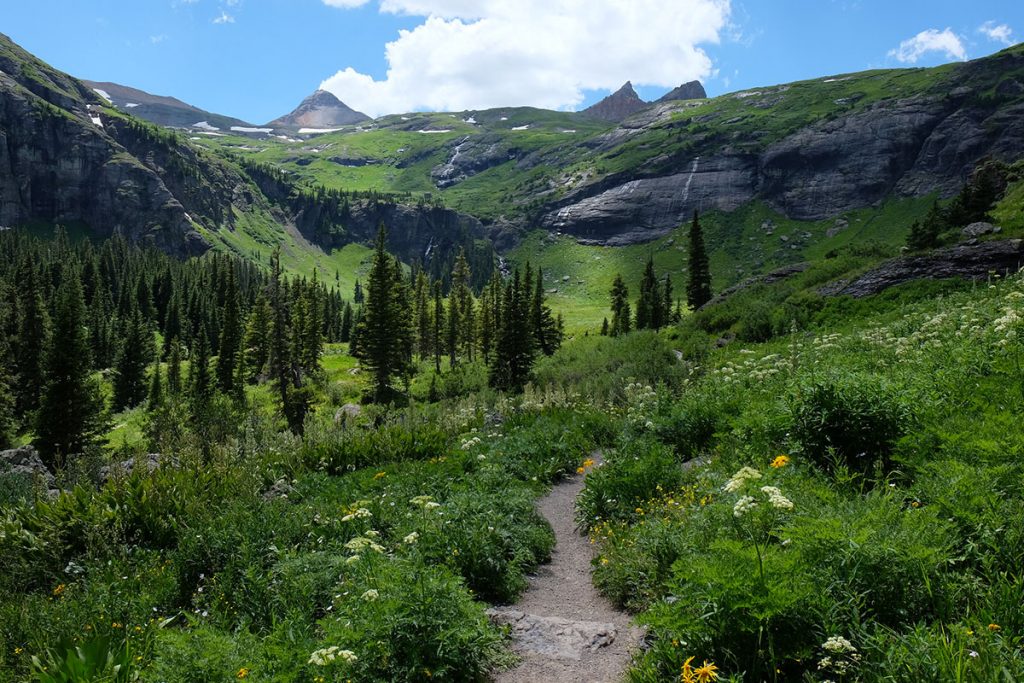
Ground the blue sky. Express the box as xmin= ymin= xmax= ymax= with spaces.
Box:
xmin=2 ymin=0 xmax=1021 ymax=123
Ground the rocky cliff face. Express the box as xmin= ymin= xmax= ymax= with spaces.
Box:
xmin=0 ymin=36 xmax=209 ymax=255
xmin=540 ymin=50 xmax=1024 ymax=244
xmin=269 ymin=90 xmax=370 ymax=129
xmin=582 ymin=82 xmax=648 ymax=122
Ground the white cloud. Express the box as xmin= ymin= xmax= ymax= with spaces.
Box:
xmin=213 ymin=10 xmax=235 ymax=23
xmin=319 ymin=0 xmax=731 ymax=117
xmin=150 ymin=34 xmax=168 ymax=44
xmin=888 ymin=28 xmax=967 ymax=64
xmin=979 ymin=21 xmax=1015 ymax=46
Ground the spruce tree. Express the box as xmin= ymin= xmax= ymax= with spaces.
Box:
xmin=355 ymin=226 xmax=407 ymax=403
xmin=414 ymin=271 xmax=432 ymax=361
xmin=35 ymin=274 xmax=104 ymax=466
xmin=148 ymin=352 xmax=163 ymax=408
xmin=635 ymin=258 xmax=661 ymax=330
xmin=216 ymin=260 xmax=243 ymax=393
xmin=662 ymin=274 xmax=675 ymax=325
xmin=112 ymin=309 xmax=153 ymax=411
xmin=432 ymin=280 xmax=445 ymax=373
xmin=490 ymin=269 xmax=535 ymax=392
xmin=907 ymin=201 xmax=944 ymax=250
xmin=189 ymin=330 xmax=212 ymax=407
xmin=601 ymin=318 xmax=610 ymax=336
xmin=339 ymin=301 xmax=354 ymax=343
xmin=243 ymin=292 xmax=271 ymax=381
xmin=686 ymin=211 xmax=713 ymax=309
xmin=609 ymin=274 xmax=631 ymax=337
xmin=167 ymin=338 xmax=183 ymax=395
xmin=13 ymin=258 xmax=50 ymax=417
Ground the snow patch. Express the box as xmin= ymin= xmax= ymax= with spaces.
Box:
xmin=125 ymin=103 xmax=140 ymax=108
xmin=231 ymin=126 xmax=274 ymax=133
xmin=90 ymin=115 xmax=103 ymax=127
xmin=401 ymin=116 xmax=410 ymax=120
xmin=734 ymin=91 xmax=761 ymax=99
xmin=511 ymin=124 xmax=530 ymax=131
xmin=298 ymin=127 xmax=342 ymax=134
xmin=418 ymin=129 xmax=452 ymax=134
xmin=92 ymin=88 xmax=112 ymax=103
xmin=463 ymin=116 xmax=477 ymax=124
xmin=499 ymin=116 xmax=509 ymax=121
xmin=192 ymin=121 xmax=220 ymax=131
xmin=197 ymin=131 xmax=226 ymax=137
xmin=560 ymin=129 xmax=577 ymax=134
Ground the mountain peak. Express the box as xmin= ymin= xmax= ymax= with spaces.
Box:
xmin=657 ymin=80 xmax=707 ymax=103
xmin=269 ymin=89 xmax=370 ymax=129
xmin=582 ymin=81 xmax=647 ymax=122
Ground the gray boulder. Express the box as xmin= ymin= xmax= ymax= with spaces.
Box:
xmin=487 ymin=608 xmax=616 ymax=660
xmin=962 ymin=222 xmax=1001 ymax=238
xmin=0 ymin=445 xmax=56 ymax=489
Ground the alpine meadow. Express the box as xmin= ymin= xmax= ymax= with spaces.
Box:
xmin=3 ymin=3 xmax=1024 ymax=681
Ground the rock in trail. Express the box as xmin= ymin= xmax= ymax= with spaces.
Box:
xmin=491 ymin=457 xmax=641 ymax=682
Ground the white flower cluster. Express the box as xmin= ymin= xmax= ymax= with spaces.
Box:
xmin=760 ymin=485 xmax=794 ymax=511
xmin=733 ymin=495 xmax=757 ymax=517
xmin=624 ymin=382 xmax=658 ymax=428
xmin=410 ymin=495 xmax=442 ymax=511
xmin=345 ymin=535 xmax=385 ymax=554
xmin=460 ymin=436 xmax=482 ymax=450
xmin=361 ymin=588 xmax=379 ymax=602
xmin=723 ymin=467 xmax=762 ymax=493
xmin=308 ymin=646 xmax=358 ymax=666
xmin=818 ymin=635 xmax=861 ymax=677
xmin=341 ymin=508 xmax=372 ymax=522
xmin=710 ymin=352 xmax=792 ymax=387
xmin=403 ymin=531 xmax=419 ymax=545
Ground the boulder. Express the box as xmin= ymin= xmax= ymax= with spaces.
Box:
xmin=334 ymin=403 xmax=362 ymax=423
xmin=99 ymin=453 xmax=177 ymax=482
xmin=962 ymin=222 xmax=1001 ymax=238
xmin=0 ymin=445 xmax=57 ymax=490
xmin=487 ymin=608 xmax=616 ymax=660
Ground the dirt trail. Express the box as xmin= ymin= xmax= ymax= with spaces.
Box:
xmin=491 ymin=458 xmax=642 ymax=683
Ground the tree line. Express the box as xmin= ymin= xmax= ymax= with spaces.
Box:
xmin=352 ymin=227 xmax=564 ymax=402
xmin=0 ymin=229 xmax=350 ymax=463
xmin=603 ymin=211 xmax=712 ymax=335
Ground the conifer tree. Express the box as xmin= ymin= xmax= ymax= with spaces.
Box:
xmin=13 ymin=258 xmax=50 ymax=417
xmin=530 ymin=268 xmax=561 ymax=355
xmin=635 ymin=258 xmax=662 ymax=330
xmin=339 ymin=301 xmax=354 ymax=343
xmin=189 ymin=329 xmax=212 ymax=407
xmin=148 ymin=352 xmax=163 ymax=408
xmin=490 ymin=268 xmax=535 ymax=392
xmin=907 ymin=201 xmax=944 ymax=250
xmin=432 ymin=280 xmax=445 ymax=373
xmin=413 ymin=271 xmax=432 ymax=361
xmin=113 ymin=309 xmax=153 ymax=411
xmin=0 ymin=303 xmax=15 ymax=449
xmin=601 ymin=318 xmax=610 ymax=336
xmin=35 ymin=274 xmax=104 ymax=466
xmin=662 ymin=273 xmax=675 ymax=325
xmin=353 ymin=279 xmax=364 ymax=304
xmin=243 ymin=292 xmax=271 ymax=381
xmin=609 ymin=274 xmax=631 ymax=337
xmin=686 ymin=211 xmax=713 ymax=309
xmin=354 ymin=226 xmax=408 ymax=403
xmin=216 ymin=261 xmax=243 ymax=393
xmin=167 ymin=337 xmax=183 ymax=395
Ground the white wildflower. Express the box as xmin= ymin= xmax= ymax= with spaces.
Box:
xmin=733 ymin=495 xmax=758 ymax=517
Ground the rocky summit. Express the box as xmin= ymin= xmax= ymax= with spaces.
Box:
xmin=657 ymin=80 xmax=707 ymax=102
xmin=581 ymin=81 xmax=648 ymax=122
xmin=268 ymin=89 xmax=370 ymax=129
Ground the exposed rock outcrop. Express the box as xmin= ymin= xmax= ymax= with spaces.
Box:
xmin=0 ymin=445 xmax=60 ymax=498
xmin=582 ymin=82 xmax=648 ymax=122
xmin=819 ymin=239 xmax=1024 ymax=298
xmin=540 ymin=50 xmax=1024 ymax=244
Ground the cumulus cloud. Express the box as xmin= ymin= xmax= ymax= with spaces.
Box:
xmin=319 ymin=0 xmax=731 ymax=117
xmin=213 ymin=10 xmax=235 ymax=23
xmin=979 ymin=21 xmax=1015 ymax=46
xmin=888 ymin=28 xmax=967 ymax=64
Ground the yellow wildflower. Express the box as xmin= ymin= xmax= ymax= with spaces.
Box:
xmin=374 ymin=471 xmax=387 ymax=479
xmin=237 ymin=667 xmax=250 ymax=679
xmin=52 ymin=584 xmax=65 ymax=597
xmin=693 ymin=660 xmax=719 ymax=682
xmin=989 ymin=623 xmax=1001 ymax=632
xmin=577 ymin=467 xmax=585 ymax=474
xmin=770 ymin=455 xmax=790 ymax=468
xmin=681 ymin=656 xmax=697 ymax=683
